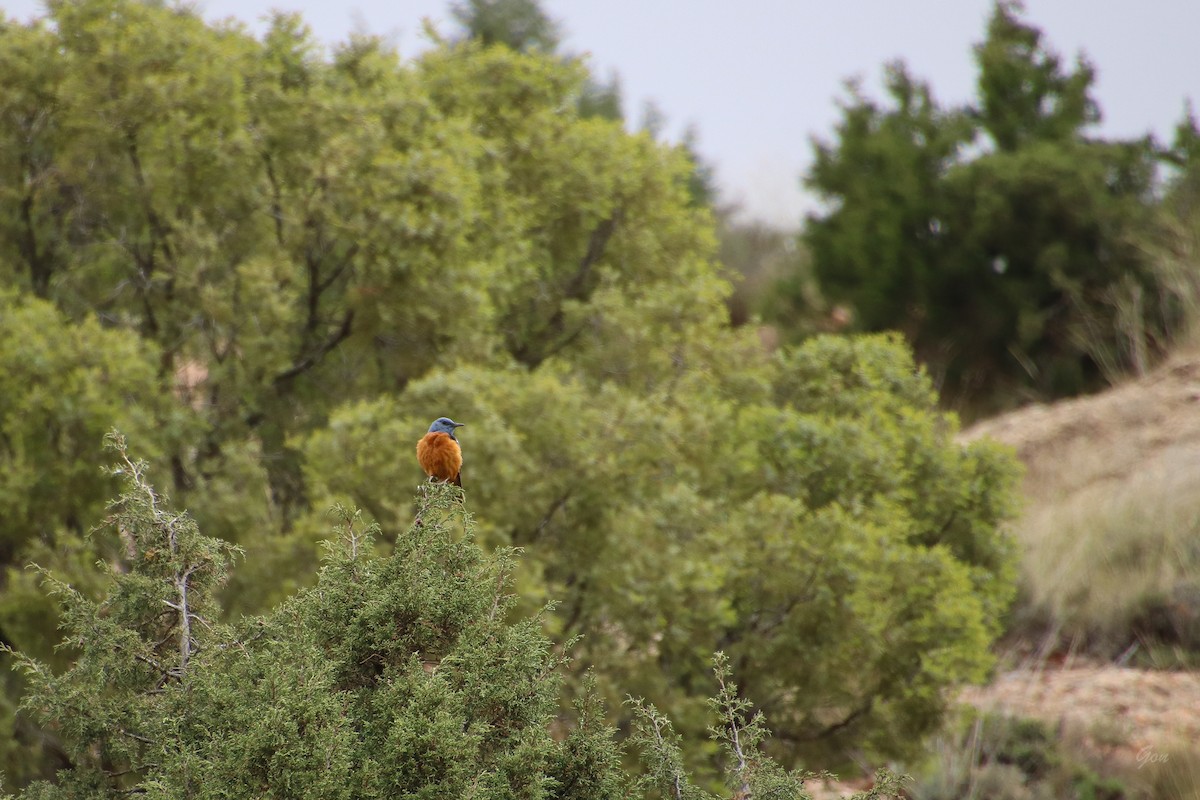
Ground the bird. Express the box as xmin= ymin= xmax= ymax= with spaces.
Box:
xmin=416 ymin=417 xmax=465 ymax=487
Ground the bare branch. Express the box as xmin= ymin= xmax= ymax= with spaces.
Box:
xmin=117 ymin=728 xmax=155 ymax=746
xmin=714 ymin=666 xmax=753 ymax=800
xmin=117 ymin=448 xmax=197 ymax=677
xmin=650 ymin=715 xmax=686 ymax=800
xmin=272 ymin=309 xmax=355 ymax=387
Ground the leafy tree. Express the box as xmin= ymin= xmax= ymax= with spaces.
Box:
xmin=0 ymin=0 xmax=1019 ymax=782
xmin=938 ymin=137 xmax=1162 ymax=400
xmin=2 ymin=442 xmax=907 ymax=799
xmin=0 ymin=19 xmax=65 ymax=299
xmin=0 ymin=293 xmax=175 ymax=786
xmin=449 ymin=0 xmax=624 ymax=123
xmin=805 ymin=64 xmax=973 ymax=338
xmin=0 ymin=292 xmax=168 ymax=566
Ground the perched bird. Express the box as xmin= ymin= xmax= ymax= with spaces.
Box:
xmin=416 ymin=417 xmax=465 ymax=487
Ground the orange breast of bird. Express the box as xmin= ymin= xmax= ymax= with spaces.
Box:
xmin=416 ymin=432 xmax=462 ymax=485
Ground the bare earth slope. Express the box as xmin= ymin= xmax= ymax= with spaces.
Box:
xmin=961 ymin=351 xmax=1200 ymax=506
xmin=960 ymin=667 xmax=1200 ymax=760
xmin=959 ymin=350 xmax=1200 ymax=762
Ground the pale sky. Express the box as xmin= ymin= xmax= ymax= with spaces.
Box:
xmin=3 ymin=0 xmax=1197 ymax=226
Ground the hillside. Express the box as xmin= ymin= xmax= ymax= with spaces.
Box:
xmin=961 ymin=350 xmax=1200 ymax=508
xmin=949 ymin=351 xmax=1200 ymax=798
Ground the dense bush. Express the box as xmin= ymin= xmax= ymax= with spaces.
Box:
xmin=299 ymin=335 xmax=1019 ymax=768
xmin=2 ymin=442 xmax=907 ymax=799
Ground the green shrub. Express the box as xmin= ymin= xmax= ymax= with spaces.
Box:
xmin=2 ymin=440 xmax=908 ymax=799
xmin=300 ymin=335 xmax=1021 ymax=771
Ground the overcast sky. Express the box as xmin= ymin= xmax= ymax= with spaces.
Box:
xmin=3 ymin=0 xmax=1197 ymax=225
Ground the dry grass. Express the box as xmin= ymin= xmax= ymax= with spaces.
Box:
xmin=1016 ymin=455 xmax=1200 ymax=654
xmin=906 ymin=711 xmax=1130 ymax=800
xmin=1135 ymin=747 xmax=1200 ymax=800
xmin=908 ymin=706 xmax=1200 ymax=799
xmin=963 ymin=350 xmax=1200 ymax=658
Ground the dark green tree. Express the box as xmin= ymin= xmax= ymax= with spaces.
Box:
xmin=973 ymin=0 xmax=1098 ymax=151
xmin=800 ymin=0 xmax=1170 ymax=412
xmin=805 ymin=64 xmax=973 ymax=338
xmin=451 ymin=0 xmax=561 ymax=52
xmin=937 ymin=136 xmax=1161 ymax=401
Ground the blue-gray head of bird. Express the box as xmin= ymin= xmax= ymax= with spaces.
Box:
xmin=428 ymin=417 xmax=465 ymax=440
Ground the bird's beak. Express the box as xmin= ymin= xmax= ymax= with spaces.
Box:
xmin=453 ymin=422 xmax=466 ymax=428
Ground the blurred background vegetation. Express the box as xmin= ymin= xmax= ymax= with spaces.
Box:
xmin=0 ymin=0 xmax=1198 ymax=796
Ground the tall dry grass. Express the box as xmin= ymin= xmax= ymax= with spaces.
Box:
xmin=1012 ymin=451 xmax=1200 ymax=660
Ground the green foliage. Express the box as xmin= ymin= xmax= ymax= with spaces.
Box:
xmin=4 ymin=445 xmax=607 ymax=799
xmin=911 ymin=711 xmax=1132 ymax=800
xmin=0 ymin=291 xmax=181 ymax=786
xmin=0 ymin=0 xmax=1019 ymax=784
xmin=627 ymin=652 xmax=907 ymax=800
xmin=4 ymin=449 xmax=909 ymax=799
xmin=805 ymin=63 xmax=973 ymax=338
xmin=973 ymin=0 xmax=1097 ymax=151
xmin=449 ymin=0 xmax=625 ymax=124
xmin=938 ymin=136 xmax=1162 ymax=400
xmin=798 ymin=0 xmax=1175 ymax=413
xmin=0 ymin=293 xmax=166 ymax=563
xmin=3 ymin=436 xmax=239 ymax=797
xmin=299 ymin=335 xmax=1018 ymax=771
xmin=451 ymin=0 xmax=561 ymax=52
